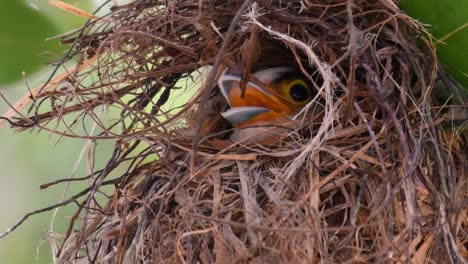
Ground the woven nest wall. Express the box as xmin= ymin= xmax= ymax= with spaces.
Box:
xmin=2 ymin=0 xmax=467 ymax=263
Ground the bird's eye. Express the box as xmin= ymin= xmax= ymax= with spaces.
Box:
xmin=286 ymin=79 xmax=311 ymax=103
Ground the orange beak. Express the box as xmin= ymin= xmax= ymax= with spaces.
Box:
xmin=218 ymin=68 xmax=294 ymax=128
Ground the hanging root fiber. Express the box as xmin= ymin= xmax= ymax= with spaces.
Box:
xmin=1 ymin=0 xmax=467 ymax=263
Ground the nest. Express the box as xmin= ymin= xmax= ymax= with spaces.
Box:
xmin=1 ymin=0 xmax=467 ymax=263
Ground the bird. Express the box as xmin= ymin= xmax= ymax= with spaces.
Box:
xmin=218 ymin=67 xmax=321 ymax=143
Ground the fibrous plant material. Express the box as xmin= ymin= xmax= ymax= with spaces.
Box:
xmin=1 ymin=0 xmax=467 ymax=263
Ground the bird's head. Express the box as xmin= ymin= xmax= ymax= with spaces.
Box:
xmin=218 ymin=67 xmax=320 ymax=138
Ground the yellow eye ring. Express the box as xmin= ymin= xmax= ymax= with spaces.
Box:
xmin=284 ymin=79 xmax=311 ymax=104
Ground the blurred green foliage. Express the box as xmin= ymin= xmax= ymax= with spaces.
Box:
xmin=0 ymin=0 xmax=93 ymax=85
xmin=0 ymin=1 xmax=98 ymax=263
xmin=0 ymin=1 xmax=61 ymax=84
xmin=25 ymin=0 xmax=93 ymax=28
xmin=400 ymin=0 xmax=468 ymax=91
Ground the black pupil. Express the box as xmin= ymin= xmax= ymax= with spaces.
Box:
xmin=289 ymin=83 xmax=309 ymax=102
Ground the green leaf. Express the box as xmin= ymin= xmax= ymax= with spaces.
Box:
xmin=400 ymin=0 xmax=468 ymax=90
xmin=24 ymin=0 xmax=95 ymax=30
xmin=0 ymin=1 xmax=64 ymax=84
